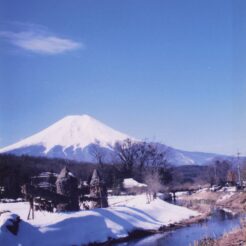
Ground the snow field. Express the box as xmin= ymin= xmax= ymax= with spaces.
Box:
xmin=0 ymin=194 xmax=199 ymax=246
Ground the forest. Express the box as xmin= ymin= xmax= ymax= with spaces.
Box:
xmin=0 ymin=154 xmax=209 ymax=199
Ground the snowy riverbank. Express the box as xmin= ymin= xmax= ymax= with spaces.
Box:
xmin=0 ymin=195 xmax=199 ymax=245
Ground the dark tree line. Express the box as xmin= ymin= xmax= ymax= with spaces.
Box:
xmin=0 ymin=154 xmax=96 ymax=198
xmin=0 ymin=153 xmax=144 ymax=198
xmin=1 ymin=140 xmax=222 ymax=199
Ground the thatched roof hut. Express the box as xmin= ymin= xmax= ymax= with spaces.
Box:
xmin=90 ymin=169 xmax=108 ymax=208
xmin=90 ymin=169 xmax=101 ymax=187
xmin=56 ymin=167 xmax=79 ymax=211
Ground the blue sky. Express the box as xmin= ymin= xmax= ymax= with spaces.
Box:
xmin=0 ymin=0 xmax=245 ymax=155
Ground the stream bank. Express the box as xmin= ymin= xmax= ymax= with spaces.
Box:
xmin=114 ymin=209 xmax=245 ymax=246
xmin=112 ymin=190 xmax=246 ymax=246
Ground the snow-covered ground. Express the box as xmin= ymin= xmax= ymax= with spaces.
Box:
xmin=0 ymin=195 xmax=199 ymax=246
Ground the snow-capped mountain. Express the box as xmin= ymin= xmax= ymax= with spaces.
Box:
xmin=0 ymin=115 xmax=131 ymax=162
xmin=0 ymin=114 xmax=228 ymax=165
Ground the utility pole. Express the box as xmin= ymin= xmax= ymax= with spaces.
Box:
xmin=237 ymin=152 xmax=242 ymax=187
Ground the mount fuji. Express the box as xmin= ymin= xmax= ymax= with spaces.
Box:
xmin=0 ymin=114 xmax=227 ymax=165
xmin=0 ymin=115 xmax=131 ymax=162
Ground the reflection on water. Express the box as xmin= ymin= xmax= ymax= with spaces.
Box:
xmin=116 ymin=210 xmax=244 ymax=246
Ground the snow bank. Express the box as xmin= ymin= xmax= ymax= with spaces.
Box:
xmin=0 ymin=213 xmax=20 ymax=232
xmin=175 ymin=191 xmax=189 ymax=197
xmin=0 ymin=195 xmax=199 ymax=246
xmin=224 ymin=186 xmax=237 ymax=192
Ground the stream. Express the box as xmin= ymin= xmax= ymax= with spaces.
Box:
xmin=115 ymin=209 xmax=245 ymax=246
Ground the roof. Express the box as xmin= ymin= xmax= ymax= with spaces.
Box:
xmin=57 ymin=167 xmax=76 ymax=181
xmin=90 ymin=169 xmax=102 ymax=185
xmin=123 ymin=178 xmax=147 ymax=189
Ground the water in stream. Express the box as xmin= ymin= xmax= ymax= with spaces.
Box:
xmin=116 ymin=209 xmax=245 ymax=246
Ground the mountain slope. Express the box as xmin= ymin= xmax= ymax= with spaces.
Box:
xmin=0 ymin=115 xmax=131 ymax=162
xmin=150 ymin=142 xmax=227 ymax=166
xmin=0 ymin=114 xmax=229 ymax=165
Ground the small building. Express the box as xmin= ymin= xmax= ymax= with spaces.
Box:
xmin=31 ymin=172 xmax=58 ymax=192
xmin=123 ymin=178 xmax=147 ymax=195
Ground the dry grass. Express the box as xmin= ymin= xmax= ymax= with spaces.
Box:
xmin=180 ymin=190 xmax=246 ymax=214
xmin=194 ymin=219 xmax=246 ymax=246
xmin=181 ymin=191 xmax=246 ymax=246
xmin=216 ymin=225 xmax=246 ymax=246
xmin=193 ymin=237 xmax=216 ymax=246
xmin=216 ymin=192 xmax=246 ymax=213
xmin=181 ymin=190 xmax=220 ymax=202
xmin=179 ymin=191 xmax=221 ymax=214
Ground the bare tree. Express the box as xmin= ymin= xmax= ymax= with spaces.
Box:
xmin=89 ymin=140 xmax=106 ymax=168
xmin=114 ymin=138 xmax=139 ymax=177
xmin=227 ymin=170 xmax=237 ymax=185
xmin=206 ymin=159 xmax=232 ymax=186
xmin=114 ymin=139 xmax=171 ymax=201
xmin=207 ymin=165 xmax=216 ymax=187
xmin=114 ymin=139 xmax=170 ymax=178
xmin=144 ymin=171 xmax=162 ymax=203
xmin=241 ymin=159 xmax=246 ymax=182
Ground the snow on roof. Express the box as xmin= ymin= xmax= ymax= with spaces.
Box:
xmin=123 ymin=178 xmax=147 ymax=189
xmin=32 ymin=172 xmax=58 ymax=179
xmin=57 ymin=167 xmax=76 ymax=179
xmin=68 ymin=172 xmax=75 ymax=177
